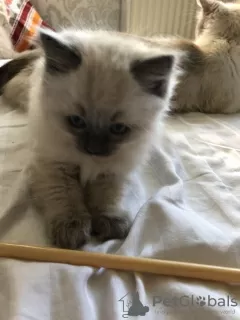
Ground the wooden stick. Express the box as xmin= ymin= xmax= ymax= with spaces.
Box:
xmin=0 ymin=243 xmax=239 ymax=284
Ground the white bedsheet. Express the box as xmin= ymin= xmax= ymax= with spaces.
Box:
xmin=0 ymin=101 xmax=240 ymax=319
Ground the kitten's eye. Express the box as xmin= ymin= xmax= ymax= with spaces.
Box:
xmin=110 ymin=123 xmax=129 ymax=135
xmin=68 ymin=115 xmax=86 ymax=129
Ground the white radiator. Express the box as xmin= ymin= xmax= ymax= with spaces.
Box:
xmin=121 ymin=0 xmax=197 ymax=39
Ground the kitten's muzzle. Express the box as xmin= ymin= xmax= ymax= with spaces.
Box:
xmin=83 ymin=132 xmax=112 ymax=157
xmin=84 ymin=145 xmax=111 ymax=156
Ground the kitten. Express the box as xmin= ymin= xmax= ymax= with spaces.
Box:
xmin=171 ymin=0 xmax=240 ymax=113
xmin=0 ymin=29 xmax=183 ymax=249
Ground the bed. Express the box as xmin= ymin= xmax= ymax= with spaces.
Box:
xmin=0 ymin=98 xmax=240 ymax=319
xmin=1 ymin=0 xmax=240 ymax=319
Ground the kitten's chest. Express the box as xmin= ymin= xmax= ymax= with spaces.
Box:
xmin=78 ymin=158 xmax=105 ymax=185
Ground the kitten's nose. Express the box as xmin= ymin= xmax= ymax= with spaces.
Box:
xmin=84 ymin=134 xmax=110 ymax=156
xmin=84 ymin=145 xmax=106 ymax=156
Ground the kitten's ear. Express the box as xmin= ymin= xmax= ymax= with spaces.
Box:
xmin=196 ymin=0 xmax=222 ymax=13
xmin=38 ymin=29 xmax=81 ymax=74
xmin=130 ymin=55 xmax=174 ymax=97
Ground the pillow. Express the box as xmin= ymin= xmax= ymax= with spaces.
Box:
xmin=4 ymin=0 xmax=53 ymax=52
xmin=0 ymin=0 xmax=11 ymax=33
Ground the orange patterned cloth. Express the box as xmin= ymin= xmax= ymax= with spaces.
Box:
xmin=4 ymin=0 xmax=52 ymax=52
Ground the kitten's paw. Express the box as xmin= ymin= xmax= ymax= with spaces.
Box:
xmin=49 ymin=213 xmax=92 ymax=249
xmin=92 ymin=213 xmax=131 ymax=241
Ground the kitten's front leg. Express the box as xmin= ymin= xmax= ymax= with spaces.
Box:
xmin=31 ymin=162 xmax=91 ymax=249
xmin=85 ymin=174 xmax=131 ymax=241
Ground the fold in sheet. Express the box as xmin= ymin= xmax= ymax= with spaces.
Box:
xmin=0 ymin=103 xmax=240 ymax=319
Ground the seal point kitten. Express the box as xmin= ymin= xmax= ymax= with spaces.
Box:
xmin=0 ymin=29 xmax=184 ymax=248
xmin=171 ymin=0 xmax=240 ymax=113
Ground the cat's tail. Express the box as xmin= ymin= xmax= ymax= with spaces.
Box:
xmin=0 ymin=48 xmax=41 ymax=111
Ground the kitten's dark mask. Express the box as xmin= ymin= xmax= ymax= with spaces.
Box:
xmin=66 ymin=115 xmax=131 ymax=156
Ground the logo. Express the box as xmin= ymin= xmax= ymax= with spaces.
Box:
xmin=118 ymin=293 xmax=237 ymax=317
xmin=196 ymin=296 xmax=206 ymax=307
xmin=118 ymin=291 xmax=149 ymax=318
xmin=152 ymin=294 xmax=237 ymax=308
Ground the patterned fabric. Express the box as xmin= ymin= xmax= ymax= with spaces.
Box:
xmin=0 ymin=0 xmax=121 ymax=52
xmin=30 ymin=0 xmax=121 ymax=31
xmin=4 ymin=0 xmax=52 ymax=52
xmin=0 ymin=0 xmax=10 ymax=32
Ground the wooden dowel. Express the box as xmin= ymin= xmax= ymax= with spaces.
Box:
xmin=0 ymin=243 xmax=239 ymax=284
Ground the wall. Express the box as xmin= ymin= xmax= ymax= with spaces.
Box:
xmin=121 ymin=0 xmax=198 ymax=39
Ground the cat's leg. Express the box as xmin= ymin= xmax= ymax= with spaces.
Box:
xmin=30 ymin=162 xmax=91 ymax=249
xmin=85 ymin=174 xmax=132 ymax=241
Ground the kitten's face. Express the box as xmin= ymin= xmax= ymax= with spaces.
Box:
xmin=66 ymin=114 xmax=132 ymax=157
xmin=196 ymin=0 xmax=240 ymax=40
xmin=53 ymin=52 xmax=167 ymax=158
xmin=28 ymin=30 xmax=181 ymax=168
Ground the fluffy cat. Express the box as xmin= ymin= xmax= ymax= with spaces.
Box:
xmin=0 ymin=29 xmax=183 ymax=249
xmin=171 ymin=0 xmax=240 ymax=113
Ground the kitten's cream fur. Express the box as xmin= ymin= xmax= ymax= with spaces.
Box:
xmin=8 ymin=29 xmax=182 ymax=249
xmin=171 ymin=0 xmax=240 ymax=113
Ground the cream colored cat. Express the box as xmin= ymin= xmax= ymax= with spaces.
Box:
xmin=171 ymin=0 xmax=240 ymax=113
xmin=0 ymin=29 xmax=183 ymax=249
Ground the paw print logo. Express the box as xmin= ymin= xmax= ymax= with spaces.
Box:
xmin=196 ymin=296 xmax=206 ymax=307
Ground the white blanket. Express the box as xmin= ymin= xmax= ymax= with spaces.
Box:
xmin=0 ymin=101 xmax=240 ymax=319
